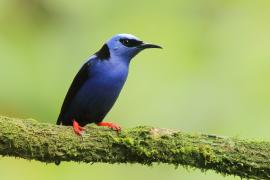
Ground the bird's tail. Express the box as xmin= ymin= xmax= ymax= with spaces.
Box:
xmin=55 ymin=114 xmax=62 ymax=165
xmin=56 ymin=114 xmax=62 ymax=125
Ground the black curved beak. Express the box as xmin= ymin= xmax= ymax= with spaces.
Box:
xmin=138 ymin=42 xmax=162 ymax=49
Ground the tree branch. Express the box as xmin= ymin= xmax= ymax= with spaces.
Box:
xmin=0 ymin=116 xmax=269 ymax=179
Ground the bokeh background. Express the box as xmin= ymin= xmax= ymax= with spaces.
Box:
xmin=1 ymin=0 xmax=270 ymax=179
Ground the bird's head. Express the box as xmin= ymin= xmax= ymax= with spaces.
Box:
xmin=96 ymin=34 xmax=162 ymax=62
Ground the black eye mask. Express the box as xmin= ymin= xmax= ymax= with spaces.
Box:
xmin=119 ymin=38 xmax=143 ymax=47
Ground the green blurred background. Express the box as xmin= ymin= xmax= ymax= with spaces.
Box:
xmin=0 ymin=0 xmax=270 ymax=179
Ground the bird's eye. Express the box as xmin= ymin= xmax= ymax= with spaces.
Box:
xmin=120 ymin=39 xmax=130 ymax=46
xmin=120 ymin=38 xmax=143 ymax=47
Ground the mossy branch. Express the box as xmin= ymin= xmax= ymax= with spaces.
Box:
xmin=0 ymin=116 xmax=269 ymax=179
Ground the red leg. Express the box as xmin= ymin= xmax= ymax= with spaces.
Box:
xmin=96 ymin=122 xmax=121 ymax=132
xmin=73 ymin=119 xmax=85 ymax=136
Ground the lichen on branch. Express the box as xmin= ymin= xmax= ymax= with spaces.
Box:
xmin=0 ymin=116 xmax=269 ymax=179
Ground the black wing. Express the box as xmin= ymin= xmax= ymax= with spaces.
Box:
xmin=57 ymin=62 xmax=91 ymax=125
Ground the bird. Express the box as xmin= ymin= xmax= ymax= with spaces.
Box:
xmin=56 ymin=34 xmax=162 ymax=135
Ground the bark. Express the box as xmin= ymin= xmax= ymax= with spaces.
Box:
xmin=0 ymin=116 xmax=269 ymax=179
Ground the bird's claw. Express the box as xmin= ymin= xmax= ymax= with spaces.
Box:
xmin=96 ymin=122 xmax=121 ymax=133
xmin=73 ymin=119 xmax=85 ymax=136
xmin=110 ymin=124 xmax=121 ymax=132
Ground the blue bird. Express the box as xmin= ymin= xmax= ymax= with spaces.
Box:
xmin=57 ymin=34 xmax=162 ymax=135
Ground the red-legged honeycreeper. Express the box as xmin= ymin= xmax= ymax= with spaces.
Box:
xmin=56 ymin=34 xmax=162 ymax=135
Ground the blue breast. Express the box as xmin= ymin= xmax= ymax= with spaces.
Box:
xmin=63 ymin=57 xmax=129 ymax=126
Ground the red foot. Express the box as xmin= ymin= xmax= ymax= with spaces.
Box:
xmin=96 ymin=122 xmax=121 ymax=132
xmin=73 ymin=119 xmax=85 ymax=136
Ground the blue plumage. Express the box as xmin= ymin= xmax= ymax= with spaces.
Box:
xmin=57 ymin=34 xmax=161 ymax=134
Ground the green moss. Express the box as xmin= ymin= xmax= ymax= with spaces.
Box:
xmin=0 ymin=116 xmax=270 ymax=179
